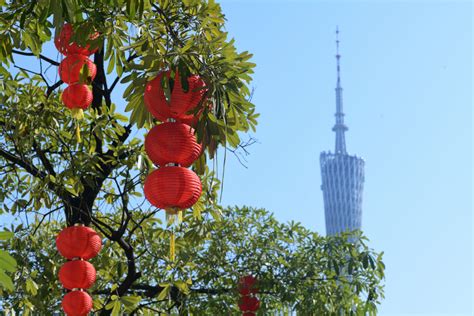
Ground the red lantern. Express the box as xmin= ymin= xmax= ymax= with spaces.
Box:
xmin=62 ymin=290 xmax=93 ymax=316
xmin=238 ymin=296 xmax=260 ymax=312
xmin=55 ymin=23 xmax=99 ymax=56
xmin=144 ymin=71 xmax=206 ymax=122
xmin=239 ymin=284 xmax=258 ymax=296
xmin=59 ymin=54 xmax=97 ymax=84
xmin=145 ymin=122 xmax=202 ymax=167
xmin=59 ymin=260 xmax=97 ymax=290
xmin=239 ymin=275 xmax=257 ymax=287
xmin=62 ymin=84 xmax=93 ymax=109
xmin=144 ymin=166 xmax=202 ymax=210
xmin=56 ymin=226 xmax=102 ymax=260
xmin=239 ymin=275 xmax=258 ymax=295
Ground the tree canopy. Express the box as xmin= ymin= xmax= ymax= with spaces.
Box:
xmin=0 ymin=0 xmax=384 ymax=315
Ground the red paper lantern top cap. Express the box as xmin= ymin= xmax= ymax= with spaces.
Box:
xmin=56 ymin=226 xmax=102 ymax=260
xmin=144 ymin=71 xmax=206 ymax=123
xmin=55 ymin=23 xmax=99 ymax=56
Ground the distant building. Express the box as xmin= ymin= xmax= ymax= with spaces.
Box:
xmin=320 ymin=28 xmax=365 ymax=236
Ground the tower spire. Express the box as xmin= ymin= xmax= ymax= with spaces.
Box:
xmin=333 ymin=26 xmax=348 ymax=154
xmin=336 ymin=26 xmax=341 ymax=85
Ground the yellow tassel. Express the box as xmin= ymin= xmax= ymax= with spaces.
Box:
xmin=166 ymin=212 xmax=175 ymax=225
xmin=71 ymin=108 xmax=84 ymax=120
xmin=75 ymin=124 xmax=82 ymax=143
xmin=170 ymin=232 xmax=175 ymax=262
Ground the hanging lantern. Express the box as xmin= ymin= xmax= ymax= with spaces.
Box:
xmin=238 ymin=274 xmax=258 ymax=295
xmin=145 ymin=122 xmax=202 ymax=168
xmin=62 ymin=290 xmax=93 ymax=316
xmin=55 ymin=23 xmax=99 ymax=56
xmin=239 ymin=283 xmax=258 ymax=296
xmin=62 ymin=84 xmax=93 ymax=109
xmin=59 ymin=54 xmax=97 ymax=84
xmin=143 ymin=71 xmax=206 ymax=122
xmin=59 ymin=260 xmax=97 ymax=290
xmin=56 ymin=226 xmax=102 ymax=260
xmin=238 ymin=296 xmax=260 ymax=312
xmin=144 ymin=166 xmax=202 ymax=210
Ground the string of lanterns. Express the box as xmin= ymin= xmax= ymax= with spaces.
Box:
xmin=56 ymin=225 xmax=102 ymax=316
xmin=55 ymin=23 xmax=98 ymax=119
xmin=54 ymin=24 xmax=101 ymax=316
xmin=238 ymin=275 xmax=260 ymax=315
xmin=143 ymin=70 xmax=206 ymax=214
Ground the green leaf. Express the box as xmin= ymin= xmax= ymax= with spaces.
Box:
xmin=157 ymin=284 xmax=170 ymax=300
xmin=26 ymin=278 xmax=38 ymax=296
xmin=121 ymin=295 xmax=141 ymax=310
xmin=0 ymin=231 xmax=13 ymax=240
xmin=111 ymin=300 xmax=121 ymax=316
xmin=107 ymin=52 xmax=116 ymax=75
xmin=0 ymin=250 xmax=17 ymax=272
xmin=0 ymin=270 xmax=13 ymax=291
xmin=174 ymin=280 xmax=189 ymax=294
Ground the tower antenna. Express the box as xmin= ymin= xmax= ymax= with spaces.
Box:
xmin=332 ymin=26 xmax=348 ymax=154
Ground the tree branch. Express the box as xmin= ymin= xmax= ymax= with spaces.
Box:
xmin=12 ymin=49 xmax=60 ymax=66
xmin=0 ymin=147 xmax=46 ymax=179
xmin=32 ymin=140 xmax=56 ymax=176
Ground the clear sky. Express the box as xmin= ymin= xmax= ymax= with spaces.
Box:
xmin=215 ymin=0 xmax=472 ymax=315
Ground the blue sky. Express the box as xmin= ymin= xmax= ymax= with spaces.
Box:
xmin=216 ymin=0 xmax=472 ymax=315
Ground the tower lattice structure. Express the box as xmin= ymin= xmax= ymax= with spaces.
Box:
xmin=320 ymin=28 xmax=365 ymax=236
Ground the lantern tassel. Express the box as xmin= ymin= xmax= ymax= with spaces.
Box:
xmin=71 ymin=108 xmax=84 ymax=120
xmin=75 ymin=124 xmax=82 ymax=143
xmin=170 ymin=231 xmax=175 ymax=262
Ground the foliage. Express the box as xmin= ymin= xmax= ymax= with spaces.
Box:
xmin=0 ymin=0 xmax=384 ymax=315
xmin=0 ymin=230 xmax=17 ymax=293
xmin=2 ymin=207 xmax=384 ymax=315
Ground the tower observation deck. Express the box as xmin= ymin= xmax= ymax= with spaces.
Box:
xmin=320 ymin=28 xmax=365 ymax=236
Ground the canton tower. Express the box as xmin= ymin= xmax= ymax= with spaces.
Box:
xmin=320 ymin=28 xmax=365 ymax=236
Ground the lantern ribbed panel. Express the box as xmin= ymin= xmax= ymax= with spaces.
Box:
xmin=144 ymin=71 xmax=206 ymax=123
xmin=238 ymin=275 xmax=259 ymax=313
xmin=59 ymin=55 xmax=97 ymax=84
xmin=238 ymin=296 xmax=260 ymax=312
xmin=145 ymin=122 xmax=201 ymax=167
xmin=56 ymin=226 xmax=102 ymax=260
xmin=62 ymin=84 xmax=93 ymax=109
xmin=143 ymin=73 xmax=168 ymax=122
xmin=239 ymin=286 xmax=258 ymax=296
xmin=144 ymin=166 xmax=202 ymax=209
xmin=240 ymin=275 xmax=256 ymax=287
xmin=168 ymin=73 xmax=205 ymax=118
xmin=238 ymin=275 xmax=258 ymax=295
xmin=55 ymin=23 xmax=98 ymax=56
xmin=59 ymin=260 xmax=97 ymax=290
xmin=62 ymin=290 xmax=93 ymax=316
